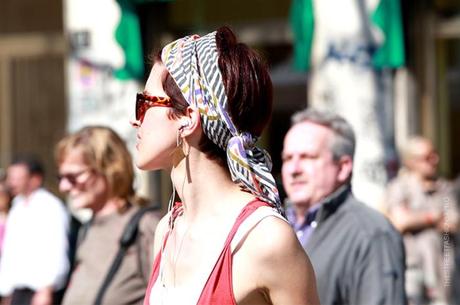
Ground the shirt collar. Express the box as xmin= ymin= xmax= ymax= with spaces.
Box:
xmin=286 ymin=183 xmax=351 ymax=227
xmin=314 ymin=184 xmax=351 ymax=223
xmin=15 ymin=188 xmax=42 ymax=205
xmin=286 ymin=203 xmax=321 ymax=230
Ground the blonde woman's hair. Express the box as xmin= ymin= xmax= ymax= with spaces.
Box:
xmin=55 ymin=126 xmax=138 ymax=209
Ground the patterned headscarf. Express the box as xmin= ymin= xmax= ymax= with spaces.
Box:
xmin=161 ymin=31 xmax=282 ymax=213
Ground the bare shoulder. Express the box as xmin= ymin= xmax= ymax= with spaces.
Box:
xmin=243 ymin=216 xmax=307 ymax=264
xmin=236 ymin=216 xmax=320 ymax=305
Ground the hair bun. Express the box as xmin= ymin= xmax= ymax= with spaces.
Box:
xmin=216 ymin=26 xmax=237 ymax=53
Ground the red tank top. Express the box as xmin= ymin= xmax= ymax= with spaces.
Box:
xmin=144 ymin=199 xmax=270 ymax=305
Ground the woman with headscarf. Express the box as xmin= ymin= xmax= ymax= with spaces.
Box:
xmin=132 ymin=27 xmax=319 ymax=305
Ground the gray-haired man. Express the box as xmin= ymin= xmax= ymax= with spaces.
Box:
xmin=281 ymin=108 xmax=406 ymax=305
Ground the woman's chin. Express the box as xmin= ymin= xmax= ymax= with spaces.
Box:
xmin=135 ymin=159 xmax=150 ymax=171
xmin=68 ymin=200 xmax=90 ymax=213
xmin=135 ymin=157 xmax=161 ymax=171
xmin=67 ymin=199 xmax=93 ymax=222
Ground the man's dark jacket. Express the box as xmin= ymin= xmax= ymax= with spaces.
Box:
xmin=304 ymin=185 xmax=407 ymax=305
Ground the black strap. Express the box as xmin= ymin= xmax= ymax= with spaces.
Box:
xmin=94 ymin=206 xmax=159 ymax=305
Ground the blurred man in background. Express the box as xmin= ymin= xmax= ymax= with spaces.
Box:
xmin=282 ymin=108 xmax=406 ymax=305
xmin=0 ymin=175 xmax=12 ymax=256
xmin=385 ymin=137 xmax=459 ymax=305
xmin=0 ymin=156 xmax=69 ymax=305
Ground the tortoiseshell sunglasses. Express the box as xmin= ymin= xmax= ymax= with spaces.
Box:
xmin=135 ymin=92 xmax=173 ymax=122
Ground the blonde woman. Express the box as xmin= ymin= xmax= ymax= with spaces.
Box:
xmin=56 ymin=126 xmax=161 ymax=305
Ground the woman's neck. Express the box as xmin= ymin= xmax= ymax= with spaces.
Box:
xmin=171 ymin=149 xmax=255 ymax=222
xmin=93 ymin=197 xmax=125 ymax=218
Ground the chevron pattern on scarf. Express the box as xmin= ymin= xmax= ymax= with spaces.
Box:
xmin=161 ymin=31 xmax=282 ymax=213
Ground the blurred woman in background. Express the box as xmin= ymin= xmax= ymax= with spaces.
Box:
xmin=55 ymin=126 xmax=161 ymax=305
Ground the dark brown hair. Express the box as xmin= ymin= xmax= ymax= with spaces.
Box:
xmin=160 ymin=26 xmax=273 ymax=166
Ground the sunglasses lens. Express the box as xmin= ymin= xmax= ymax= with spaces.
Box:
xmin=57 ymin=173 xmax=77 ymax=185
xmin=58 ymin=169 xmax=91 ymax=186
xmin=136 ymin=93 xmax=143 ymax=121
xmin=135 ymin=93 xmax=173 ymax=123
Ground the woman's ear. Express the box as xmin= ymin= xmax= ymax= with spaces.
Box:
xmin=179 ymin=106 xmax=201 ymax=137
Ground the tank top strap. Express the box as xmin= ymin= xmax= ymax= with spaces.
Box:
xmin=197 ymin=200 xmax=285 ymax=305
xmin=145 ymin=200 xmax=283 ymax=305
xmin=222 ymin=200 xmax=272 ymax=247
xmin=230 ymin=204 xmax=287 ymax=252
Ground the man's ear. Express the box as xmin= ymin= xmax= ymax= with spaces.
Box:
xmin=337 ymin=155 xmax=353 ymax=183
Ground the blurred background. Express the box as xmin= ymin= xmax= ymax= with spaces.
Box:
xmin=0 ymin=0 xmax=459 ymax=210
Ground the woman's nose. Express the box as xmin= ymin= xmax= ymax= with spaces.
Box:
xmin=58 ymin=178 xmax=71 ymax=193
xmin=130 ymin=119 xmax=140 ymax=128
